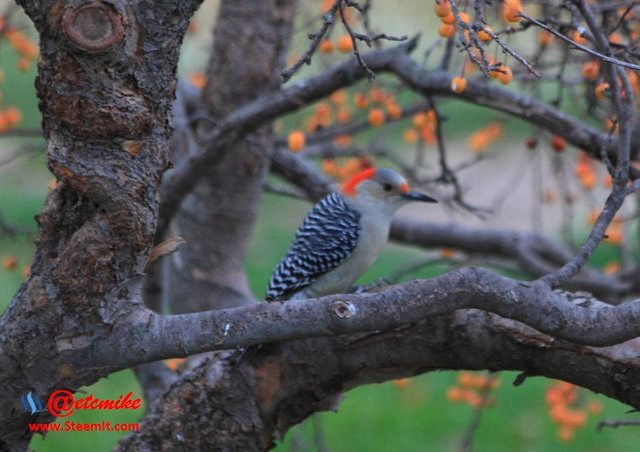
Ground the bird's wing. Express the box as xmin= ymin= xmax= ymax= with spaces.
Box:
xmin=265 ymin=193 xmax=361 ymax=301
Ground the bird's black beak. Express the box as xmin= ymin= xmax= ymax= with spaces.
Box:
xmin=401 ymin=191 xmax=438 ymax=203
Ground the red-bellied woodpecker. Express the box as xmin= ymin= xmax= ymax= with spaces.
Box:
xmin=266 ymin=167 xmax=437 ymax=301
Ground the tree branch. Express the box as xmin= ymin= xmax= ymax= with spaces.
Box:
xmin=269 ymin=150 xmax=630 ymax=299
xmin=162 ymin=35 xmax=638 ymax=238
xmin=74 ymin=267 xmax=640 ymax=381
xmin=118 ymin=297 xmax=640 ymax=450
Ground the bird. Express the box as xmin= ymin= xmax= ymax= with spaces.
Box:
xmin=265 ymin=167 xmax=437 ymax=302
xmin=232 ymin=167 xmax=437 ymax=369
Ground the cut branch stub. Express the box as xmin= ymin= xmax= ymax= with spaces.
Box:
xmin=332 ymin=300 xmax=356 ymax=319
xmin=62 ymin=1 xmax=125 ymax=53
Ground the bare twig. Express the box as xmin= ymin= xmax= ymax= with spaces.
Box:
xmin=281 ymin=0 xmax=342 ymax=82
xmin=459 ymin=372 xmax=497 ymax=452
xmin=597 ymin=418 xmax=640 ymax=431
xmin=539 ymin=0 xmax=634 ymax=288
xmin=338 ymin=2 xmax=377 ymax=80
xmin=520 ymin=11 xmax=640 ymax=72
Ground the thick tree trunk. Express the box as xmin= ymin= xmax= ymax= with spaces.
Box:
xmin=167 ymin=0 xmax=296 ymax=313
xmin=0 ymin=0 xmax=202 ymax=447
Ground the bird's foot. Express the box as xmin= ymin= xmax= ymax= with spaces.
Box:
xmin=351 ymin=278 xmax=390 ymax=294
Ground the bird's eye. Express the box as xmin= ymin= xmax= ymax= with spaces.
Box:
xmin=383 ymin=183 xmax=393 ymax=192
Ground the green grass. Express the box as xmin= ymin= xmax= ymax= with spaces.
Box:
xmin=1 ymin=174 xmax=638 ymax=452
xmin=275 ymin=372 xmax=638 ymax=452
xmin=0 ymin=16 xmax=638 ymax=450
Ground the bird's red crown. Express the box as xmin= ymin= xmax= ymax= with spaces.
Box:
xmin=341 ymin=168 xmax=377 ymax=196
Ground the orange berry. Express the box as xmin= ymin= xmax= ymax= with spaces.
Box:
xmin=604 ymin=261 xmax=620 ymax=275
xmin=322 ymin=158 xmax=338 ymax=176
xmin=189 ymin=72 xmax=206 ymax=89
xmin=354 ymin=92 xmax=368 ymax=109
xmin=587 ymin=400 xmax=602 ymax=415
xmin=165 ymin=358 xmax=186 ymax=371
xmin=333 ymin=134 xmax=351 ymax=146
xmin=438 ymin=23 xmax=455 ymax=38
xmin=3 ymin=107 xmax=21 ymax=127
xmin=420 ymin=124 xmax=436 ymax=144
xmin=451 ymin=76 xmax=467 ymax=93
xmin=403 ymin=128 xmax=418 ymax=144
xmin=478 ymin=26 xmax=493 ymax=43
xmin=3 ymin=255 xmax=17 ymax=271
xmin=330 ymin=89 xmax=347 ymax=105
xmin=605 ymin=226 xmax=623 ymax=245
xmin=21 ymin=265 xmax=30 ymax=279
xmin=538 ymin=30 xmax=554 ymax=46
xmin=582 ymin=61 xmax=599 ymax=81
xmin=579 ymin=171 xmax=597 ymax=189
xmin=315 ymin=102 xmax=331 ymax=120
xmin=336 ymin=35 xmax=354 ymax=53
xmin=393 ymin=378 xmax=410 ymax=390
xmin=458 ymin=372 xmax=475 ymax=387
xmin=287 ymin=130 xmax=305 ymax=152
xmin=369 ymin=87 xmax=387 ymax=103
xmin=572 ymin=30 xmax=587 ymax=45
xmin=16 ymin=58 xmax=30 ymax=71
xmin=413 ymin=112 xmax=428 ymax=128
xmin=609 ymin=33 xmax=623 ymax=45
xmin=471 ymin=374 xmax=490 ymax=390
xmin=385 ymin=101 xmax=402 ymax=120
xmin=502 ymin=0 xmax=522 ymax=23
xmin=441 ymin=11 xmax=455 ymax=25
xmin=368 ymin=108 xmax=385 ymax=127
xmin=447 ymin=386 xmax=465 ymax=402
xmin=558 ymin=425 xmax=575 ymax=442
xmin=595 ymin=82 xmax=609 ymax=100
xmin=433 ymin=0 xmax=451 ymax=18
xmin=16 ymin=40 xmax=38 ymax=59
xmin=304 ymin=117 xmax=318 ymax=132
xmin=564 ymin=410 xmax=587 ymax=428
xmin=459 ymin=12 xmax=471 ymax=24
xmin=498 ymin=66 xmax=513 ymax=85
xmin=319 ymin=39 xmax=333 ymax=53
xmin=336 ymin=107 xmax=352 ymax=123
xmin=440 ymin=248 xmax=455 ymax=259
xmin=465 ymin=391 xmax=483 ymax=407
xmin=551 ymin=135 xmax=566 ymax=152
xmin=604 ymin=117 xmax=617 ymax=131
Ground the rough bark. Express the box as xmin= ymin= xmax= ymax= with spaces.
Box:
xmin=2 ymin=1 xmax=640 ymax=450
xmin=118 ymin=293 xmax=640 ymax=450
xmin=0 ymin=0 xmax=202 ymax=448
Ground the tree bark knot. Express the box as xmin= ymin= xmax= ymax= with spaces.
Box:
xmin=62 ymin=0 xmax=125 ymax=53
xmin=331 ymin=300 xmax=356 ymax=319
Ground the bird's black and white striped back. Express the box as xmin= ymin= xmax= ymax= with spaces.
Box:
xmin=266 ymin=192 xmax=361 ymax=301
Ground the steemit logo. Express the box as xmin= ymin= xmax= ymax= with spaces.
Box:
xmin=20 ymin=392 xmax=45 ymax=415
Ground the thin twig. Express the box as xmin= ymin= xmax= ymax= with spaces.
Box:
xmin=539 ymin=0 xmax=634 ymax=287
xmin=459 ymin=372 xmax=497 ymax=452
xmin=597 ymin=419 xmax=640 ymax=431
xmin=520 ymin=11 xmax=640 ymax=71
xmin=338 ymin=2 xmax=376 ymax=80
xmin=281 ymin=0 xmax=342 ymax=82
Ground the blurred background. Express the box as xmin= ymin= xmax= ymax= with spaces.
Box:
xmin=0 ymin=0 xmax=638 ymax=450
